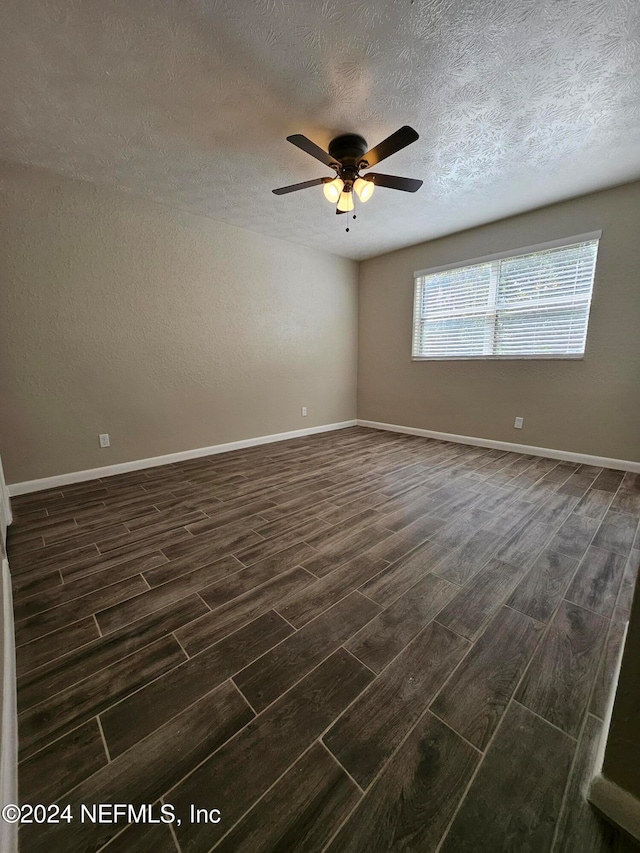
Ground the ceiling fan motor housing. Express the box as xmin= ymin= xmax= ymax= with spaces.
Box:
xmin=328 ymin=134 xmax=369 ymax=181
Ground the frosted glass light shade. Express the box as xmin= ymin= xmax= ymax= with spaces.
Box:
xmin=323 ymin=177 xmax=344 ymax=203
xmin=354 ymin=177 xmax=375 ymax=202
xmin=337 ymin=190 xmax=354 ymax=212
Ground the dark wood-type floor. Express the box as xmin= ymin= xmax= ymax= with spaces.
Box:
xmin=7 ymin=426 xmax=640 ymax=852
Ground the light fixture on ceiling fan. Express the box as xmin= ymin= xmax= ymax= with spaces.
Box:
xmin=273 ymin=126 xmax=423 ymax=230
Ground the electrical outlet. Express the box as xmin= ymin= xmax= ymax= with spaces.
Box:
xmin=99 ymin=433 xmax=110 ymax=448
xmin=514 ymin=417 xmax=523 ymax=429
xmin=301 ymin=407 xmax=307 ymax=417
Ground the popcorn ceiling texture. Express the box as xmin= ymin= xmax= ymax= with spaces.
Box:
xmin=0 ymin=0 xmax=639 ymax=260
xmin=0 ymin=163 xmax=358 ymax=483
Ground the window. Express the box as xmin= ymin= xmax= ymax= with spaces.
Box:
xmin=412 ymin=233 xmax=600 ymax=360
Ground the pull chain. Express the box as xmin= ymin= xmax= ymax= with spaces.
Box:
xmin=346 ymin=192 xmax=357 ymax=233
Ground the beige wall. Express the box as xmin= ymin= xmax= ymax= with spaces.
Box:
xmin=358 ymin=181 xmax=640 ymax=463
xmin=2 ymin=165 xmax=639 ymax=487
xmin=0 ymin=163 xmax=358 ymax=484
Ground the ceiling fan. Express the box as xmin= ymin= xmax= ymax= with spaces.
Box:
xmin=272 ymin=126 xmax=423 ymax=223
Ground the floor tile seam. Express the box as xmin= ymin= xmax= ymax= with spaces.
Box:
xmin=432 ymin=678 xmax=562 ymax=853
xmin=13 ymin=571 xmax=153 ymax=624
xmin=580 ymin=550 xmax=635 ymax=728
xmin=95 ymin=527 xmax=195 ymax=557
xmin=16 ymin=617 xmax=112 ymax=679
xmin=95 ymin=714 xmax=111 ymax=763
xmin=191 ymin=740 xmax=323 ymax=853
xmin=499 ymin=535 xmax=611 ymax=746
xmin=548 ymin=706 xmax=593 ymax=853
xmin=511 ymin=699 xmax=580 ymax=742
xmin=230 ymin=605 xmax=383 ymax=714
xmin=423 ymin=707 xmax=485 ymax=755
xmin=321 ymin=694 xmax=492 ymax=853
xmin=18 ymin=626 xmax=191 ymax=718
xmin=75 ymin=611 xmax=299 ymax=752
xmin=347 ymin=576 xmax=467 ymax=677
xmin=157 ymin=647 xmax=374 ymax=820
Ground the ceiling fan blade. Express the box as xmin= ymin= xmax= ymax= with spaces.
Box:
xmin=360 ymin=126 xmax=419 ymax=168
xmin=287 ymin=134 xmax=339 ymax=168
xmin=272 ymin=177 xmax=329 ymax=195
xmin=365 ymin=173 xmax=423 ymax=192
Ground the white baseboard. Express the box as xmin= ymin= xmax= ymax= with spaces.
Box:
xmin=10 ymin=417 xmax=640 ymax=495
xmin=0 ymin=559 xmax=18 ymax=853
xmin=357 ymin=420 xmax=640 ymax=474
xmin=0 ymin=455 xmax=11 ymax=540
xmin=589 ymin=775 xmax=640 ymax=842
xmin=8 ymin=421 xmax=358 ymax=496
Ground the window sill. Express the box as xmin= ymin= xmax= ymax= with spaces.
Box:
xmin=411 ymin=355 xmax=586 ymax=362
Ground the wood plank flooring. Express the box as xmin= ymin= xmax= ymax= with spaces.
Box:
xmin=8 ymin=426 xmax=640 ymax=852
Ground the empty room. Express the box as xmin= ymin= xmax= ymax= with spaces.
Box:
xmin=1 ymin=0 xmax=640 ymax=851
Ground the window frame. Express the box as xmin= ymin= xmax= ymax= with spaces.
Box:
xmin=411 ymin=231 xmax=601 ymax=362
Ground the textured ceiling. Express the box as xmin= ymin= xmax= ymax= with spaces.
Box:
xmin=1 ymin=0 xmax=639 ymax=260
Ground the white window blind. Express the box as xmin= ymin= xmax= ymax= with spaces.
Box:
xmin=412 ymin=236 xmax=600 ymax=360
